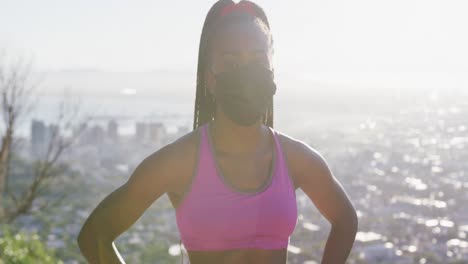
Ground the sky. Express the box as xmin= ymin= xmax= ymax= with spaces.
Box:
xmin=1 ymin=0 xmax=468 ymax=93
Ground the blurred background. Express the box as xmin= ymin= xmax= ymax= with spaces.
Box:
xmin=0 ymin=0 xmax=467 ymax=263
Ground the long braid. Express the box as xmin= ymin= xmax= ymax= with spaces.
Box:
xmin=193 ymin=0 xmax=233 ymax=131
xmin=192 ymin=0 xmax=275 ymax=131
xmin=183 ymin=1 xmax=274 ymax=262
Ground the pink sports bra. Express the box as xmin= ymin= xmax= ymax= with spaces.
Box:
xmin=175 ymin=122 xmax=297 ymax=251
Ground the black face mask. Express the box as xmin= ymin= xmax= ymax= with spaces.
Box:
xmin=212 ymin=62 xmax=277 ymax=126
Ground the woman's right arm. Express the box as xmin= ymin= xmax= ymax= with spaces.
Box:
xmin=77 ymin=142 xmax=179 ymax=263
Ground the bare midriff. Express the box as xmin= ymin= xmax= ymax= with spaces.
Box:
xmin=186 ymin=247 xmax=288 ymax=264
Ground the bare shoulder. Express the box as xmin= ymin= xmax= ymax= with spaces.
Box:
xmin=142 ymin=125 xmax=202 ymax=194
xmin=275 ymin=130 xmax=329 ymax=190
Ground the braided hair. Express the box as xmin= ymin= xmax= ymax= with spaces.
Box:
xmin=181 ymin=1 xmax=274 ymax=262
xmin=192 ymin=0 xmax=275 ymax=131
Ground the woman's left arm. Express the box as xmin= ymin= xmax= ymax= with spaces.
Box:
xmin=290 ymin=140 xmax=358 ymax=264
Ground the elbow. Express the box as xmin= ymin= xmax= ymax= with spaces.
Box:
xmin=77 ymin=221 xmax=114 ymax=249
xmin=332 ymin=209 xmax=359 ymax=234
xmin=344 ymin=203 xmax=359 ymax=233
xmin=346 ymin=207 xmax=358 ymax=233
xmin=77 ymin=220 xmax=100 ymax=252
xmin=350 ymin=210 xmax=358 ymax=233
xmin=77 ymin=224 xmax=90 ymax=252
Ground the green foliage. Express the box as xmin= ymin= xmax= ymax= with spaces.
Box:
xmin=0 ymin=225 xmax=63 ymax=264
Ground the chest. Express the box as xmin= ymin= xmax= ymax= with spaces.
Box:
xmin=174 ymin=156 xmax=297 ymax=252
xmin=214 ymin=149 xmax=274 ymax=193
xmin=167 ymin=134 xmax=299 ymax=210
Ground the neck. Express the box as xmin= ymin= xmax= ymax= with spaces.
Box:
xmin=209 ymin=114 xmax=267 ymax=156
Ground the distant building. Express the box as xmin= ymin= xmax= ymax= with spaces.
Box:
xmin=107 ymin=119 xmax=119 ymax=142
xmin=148 ymin=122 xmax=165 ymax=145
xmin=31 ymin=119 xmax=49 ymax=158
xmin=30 ymin=120 xmax=60 ymax=158
xmin=135 ymin=122 xmax=147 ymax=141
xmin=177 ymin=125 xmax=190 ymax=136
xmin=134 ymin=121 xmax=165 ymax=145
xmin=79 ymin=124 xmax=105 ymax=145
xmin=89 ymin=125 xmax=105 ymax=144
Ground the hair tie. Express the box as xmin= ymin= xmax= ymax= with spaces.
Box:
xmin=220 ymin=1 xmax=257 ymax=17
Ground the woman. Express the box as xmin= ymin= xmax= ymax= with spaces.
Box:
xmin=77 ymin=1 xmax=358 ymax=263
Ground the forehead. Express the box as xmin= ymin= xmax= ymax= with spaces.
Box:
xmin=211 ymin=20 xmax=271 ymax=55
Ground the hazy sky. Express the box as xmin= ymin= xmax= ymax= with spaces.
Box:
xmin=1 ymin=0 xmax=468 ymax=91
